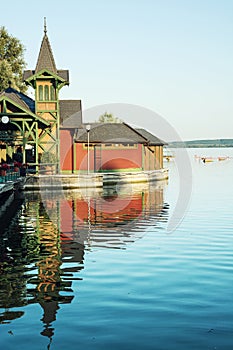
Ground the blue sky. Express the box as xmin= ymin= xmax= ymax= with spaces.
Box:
xmin=1 ymin=0 xmax=233 ymax=140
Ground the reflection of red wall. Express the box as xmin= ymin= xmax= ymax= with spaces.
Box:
xmin=59 ymin=196 xmax=144 ymax=227
xmin=73 ymin=196 xmax=143 ymax=223
xmin=98 ymin=197 xmax=143 ymax=221
xmin=60 ymin=199 xmax=74 ymax=239
xmin=60 ymin=129 xmax=73 ymax=171
xmin=59 ymin=189 xmax=164 ymax=238
xmin=76 ymin=143 xmax=143 ymax=172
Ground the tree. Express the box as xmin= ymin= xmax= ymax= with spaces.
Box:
xmin=0 ymin=26 xmax=27 ymax=93
xmin=97 ymin=112 xmax=122 ymax=123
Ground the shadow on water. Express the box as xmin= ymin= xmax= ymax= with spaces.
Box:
xmin=0 ymin=181 xmax=169 ymax=346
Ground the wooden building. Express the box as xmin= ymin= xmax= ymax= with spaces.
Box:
xmin=0 ymin=22 xmax=165 ymax=175
xmin=61 ymin=122 xmax=164 ymax=173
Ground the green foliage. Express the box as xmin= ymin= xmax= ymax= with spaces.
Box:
xmin=0 ymin=26 xmax=27 ymax=93
xmin=97 ymin=112 xmax=122 ymax=123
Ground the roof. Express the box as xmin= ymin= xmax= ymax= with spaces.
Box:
xmin=60 ymin=100 xmax=82 ymax=127
xmin=23 ymin=69 xmax=69 ymax=84
xmin=75 ymin=123 xmax=148 ymax=143
xmin=136 ymin=128 xmax=166 ymax=145
xmin=35 ymin=32 xmax=57 ymax=74
xmin=23 ymin=25 xmax=69 ymax=83
xmin=57 ymin=70 xmax=69 ymax=82
xmin=0 ymin=87 xmax=49 ymax=127
xmin=0 ymin=87 xmax=35 ymax=113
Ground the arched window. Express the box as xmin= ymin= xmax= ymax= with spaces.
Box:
xmin=50 ymin=85 xmax=55 ymax=100
xmin=38 ymin=85 xmax=43 ymax=100
xmin=44 ymin=85 xmax=49 ymax=100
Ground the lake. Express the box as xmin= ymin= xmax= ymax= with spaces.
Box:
xmin=0 ymin=148 xmax=233 ymax=350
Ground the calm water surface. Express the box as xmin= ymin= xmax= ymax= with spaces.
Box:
xmin=0 ymin=148 xmax=233 ymax=350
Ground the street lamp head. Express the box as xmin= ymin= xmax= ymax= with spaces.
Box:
xmin=1 ymin=116 xmax=9 ymax=124
xmin=86 ymin=124 xmax=91 ymax=132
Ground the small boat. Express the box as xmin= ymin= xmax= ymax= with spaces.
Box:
xmin=201 ymin=157 xmax=214 ymax=163
xmin=163 ymin=150 xmax=174 ymax=162
xmin=218 ymin=156 xmax=229 ymax=161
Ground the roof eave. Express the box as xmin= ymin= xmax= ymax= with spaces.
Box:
xmin=0 ymin=96 xmax=50 ymax=127
xmin=24 ymin=68 xmax=69 ymax=84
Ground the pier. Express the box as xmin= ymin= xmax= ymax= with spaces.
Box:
xmin=22 ymin=169 xmax=168 ymax=191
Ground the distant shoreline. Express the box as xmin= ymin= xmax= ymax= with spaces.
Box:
xmin=168 ymin=139 xmax=233 ymax=148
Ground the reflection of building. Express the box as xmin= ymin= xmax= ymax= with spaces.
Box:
xmin=28 ymin=216 xmax=74 ymax=340
xmin=0 ymin=182 xmax=168 ymax=340
xmin=0 ymin=192 xmax=84 ymax=341
xmin=0 ymin=20 xmax=166 ymax=176
xmin=48 ymin=181 xmax=168 ymax=249
xmin=24 ymin=195 xmax=84 ymax=341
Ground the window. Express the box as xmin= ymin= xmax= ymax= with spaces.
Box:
xmin=83 ymin=143 xmax=94 ymax=150
xmin=38 ymin=85 xmax=43 ymax=100
xmin=102 ymin=143 xmax=138 ymax=149
xmin=82 ymin=143 xmax=138 ymax=150
xmin=44 ymin=85 xmax=49 ymax=100
xmin=50 ymin=85 xmax=55 ymax=100
xmin=38 ymin=84 xmax=56 ymax=101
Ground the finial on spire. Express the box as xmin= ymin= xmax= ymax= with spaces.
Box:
xmin=44 ymin=17 xmax=47 ymax=35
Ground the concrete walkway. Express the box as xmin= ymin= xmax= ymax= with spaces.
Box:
xmin=23 ymin=169 xmax=169 ymax=191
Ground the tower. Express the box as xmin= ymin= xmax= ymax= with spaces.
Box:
xmin=23 ymin=18 xmax=69 ymax=172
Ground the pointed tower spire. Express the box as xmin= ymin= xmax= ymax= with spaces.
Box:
xmin=23 ymin=18 xmax=69 ymax=85
xmin=44 ymin=17 xmax=47 ymax=35
xmin=35 ymin=19 xmax=57 ymax=74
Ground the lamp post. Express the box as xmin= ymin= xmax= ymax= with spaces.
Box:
xmin=86 ymin=124 xmax=91 ymax=174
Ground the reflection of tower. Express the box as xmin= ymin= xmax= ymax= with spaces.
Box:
xmin=36 ymin=209 xmax=61 ymax=295
xmin=23 ymin=192 xmax=84 ymax=343
xmin=27 ymin=198 xmax=71 ymax=342
xmin=0 ymin=190 xmax=85 ymax=341
xmin=0 ymin=181 xmax=169 ymax=343
xmin=40 ymin=300 xmax=59 ymax=338
xmin=36 ymin=217 xmax=62 ymax=341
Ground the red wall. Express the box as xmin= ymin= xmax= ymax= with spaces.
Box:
xmin=59 ymin=134 xmax=163 ymax=173
xmin=75 ymin=143 xmax=143 ymax=172
xmin=60 ymin=129 xmax=73 ymax=171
